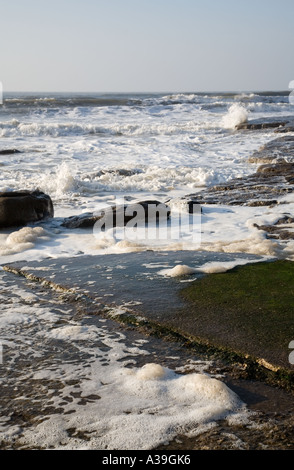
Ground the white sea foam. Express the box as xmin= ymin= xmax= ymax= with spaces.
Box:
xmin=0 ymin=227 xmax=49 ymax=256
xmin=16 ymin=359 xmax=245 ymax=450
xmin=0 ymin=118 xmax=214 ymax=139
xmin=222 ymin=103 xmax=248 ymax=129
xmin=38 ymin=162 xmax=78 ymax=198
xmin=47 ymin=324 xmax=100 ymax=341
xmin=196 ymin=257 xmax=265 ymax=273
xmin=0 ymin=270 xmax=249 ymax=450
xmin=157 ymin=257 xmax=266 ymax=277
xmin=158 ymin=265 xmax=198 ymax=277
xmin=202 ymin=235 xmax=280 ymax=257
xmin=1 ymin=92 xmax=294 ymax=450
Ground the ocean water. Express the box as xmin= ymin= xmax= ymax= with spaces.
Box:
xmin=1 ymin=91 xmax=294 ymax=449
xmin=1 ymin=91 xmax=294 ymax=262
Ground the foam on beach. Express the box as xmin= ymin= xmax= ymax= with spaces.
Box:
xmin=0 ymin=270 xmax=248 ymax=450
xmin=17 ymin=357 xmax=245 ymax=450
xmin=1 ymin=91 xmax=294 ymax=449
xmin=0 ymin=227 xmax=49 ymax=256
xmin=157 ymin=256 xmax=268 ymax=278
xmin=158 ymin=265 xmax=198 ymax=277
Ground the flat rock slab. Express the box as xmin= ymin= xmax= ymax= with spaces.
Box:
xmin=236 ymin=117 xmax=294 ymax=131
xmin=6 ymin=251 xmax=260 ymax=317
xmin=1 ymin=260 xmax=294 ymax=450
xmin=248 ymin=135 xmax=294 ymax=164
xmin=5 ymin=251 xmax=294 ymax=374
xmin=179 ymin=259 xmax=294 ymax=372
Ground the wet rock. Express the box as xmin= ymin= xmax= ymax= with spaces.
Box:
xmin=183 ymin=135 xmax=294 ymax=207
xmin=0 ymin=190 xmax=54 ymax=228
xmin=62 ymin=200 xmax=171 ymax=229
xmin=185 ymin=169 xmax=293 ymax=207
xmin=248 ymin=136 xmax=294 ymax=164
xmin=254 ymin=214 xmax=294 ymax=240
xmin=257 ymin=162 xmax=294 ymax=182
xmin=236 ymin=119 xmax=289 ymax=131
xmin=83 ymin=168 xmax=142 ymax=180
xmin=61 ymin=212 xmax=101 ymax=229
xmin=0 ymin=149 xmax=21 ymax=155
xmin=274 ymin=119 xmax=294 ymax=134
xmin=275 ymin=215 xmax=294 ymax=225
xmin=275 ymin=126 xmax=294 ymax=134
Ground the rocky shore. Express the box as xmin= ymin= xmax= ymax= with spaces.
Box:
xmin=185 ymin=134 xmax=294 ymax=209
xmin=1 ymin=251 xmax=294 ymax=451
xmin=1 ymin=117 xmax=294 ymax=451
xmin=183 ymin=120 xmax=294 ymax=248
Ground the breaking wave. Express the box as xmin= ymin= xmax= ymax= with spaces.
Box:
xmin=31 ymin=162 xmax=225 ymax=199
xmin=222 ymin=103 xmax=249 ymax=129
xmin=0 ymin=119 xmax=213 ymax=138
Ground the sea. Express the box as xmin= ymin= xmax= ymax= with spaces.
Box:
xmin=0 ymin=91 xmax=294 ymax=450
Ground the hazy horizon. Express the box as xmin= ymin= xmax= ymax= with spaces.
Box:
xmin=2 ymin=89 xmax=291 ymax=95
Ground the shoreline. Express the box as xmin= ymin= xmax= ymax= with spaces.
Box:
xmin=1 ymin=118 xmax=294 ymax=450
xmin=1 ymin=253 xmax=294 ymax=450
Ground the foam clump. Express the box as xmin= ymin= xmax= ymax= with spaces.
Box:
xmin=177 ymin=373 xmax=239 ymax=405
xmin=6 ymin=226 xmax=45 ymax=245
xmin=127 ymin=363 xmax=241 ymax=410
xmin=0 ymin=227 xmax=48 ymax=256
xmin=158 ymin=264 xmax=197 ymax=277
xmin=135 ymin=363 xmax=167 ymax=380
xmin=48 ymin=324 xmax=98 ymax=341
xmin=199 ymin=263 xmax=230 ymax=274
xmin=206 ymin=234 xmax=280 ymax=257
xmin=197 ymin=258 xmax=258 ymax=274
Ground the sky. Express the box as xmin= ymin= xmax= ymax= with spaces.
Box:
xmin=1 ymin=0 xmax=294 ymax=93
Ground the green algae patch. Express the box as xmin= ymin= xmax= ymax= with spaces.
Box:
xmin=178 ymin=260 xmax=294 ymax=373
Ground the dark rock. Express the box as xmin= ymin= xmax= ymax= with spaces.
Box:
xmin=275 ymin=126 xmax=294 ymax=133
xmin=83 ymin=168 xmax=142 ymax=180
xmin=0 ymin=190 xmax=54 ymax=228
xmin=257 ymin=162 xmax=294 ymax=182
xmin=61 ymin=212 xmax=99 ymax=229
xmin=184 ymin=168 xmax=293 ymax=206
xmin=275 ymin=216 xmax=294 ymax=225
xmin=0 ymin=149 xmax=21 ymax=155
xmin=235 ymin=117 xmax=294 ymax=131
xmin=236 ymin=121 xmax=288 ymax=130
xmin=248 ymin=136 xmax=294 ymax=164
xmin=254 ymin=215 xmax=294 ymax=240
xmin=247 ymin=199 xmax=278 ymax=207
xmin=275 ymin=120 xmax=294 ymax=133
xmin=62 ymin=200 xmax=171 ymax=229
